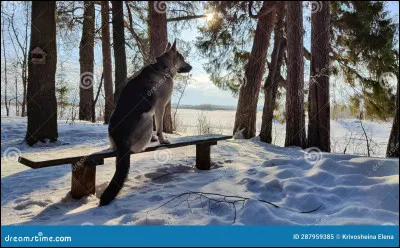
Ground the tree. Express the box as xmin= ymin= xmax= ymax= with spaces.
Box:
xmin=2 ymin=14 xmax=10 ymax=117
xmin=387 ymin=77 xmax=399 ymax=157
xmin=101 ymin=1 xmax=114 ymax=124
xmin=6 ymin=2 xmax=30 ymax=117
xmin=25 ymin=1 xmax=58 ymax=146
xmin=148 ymin=0 xmax=173 ymax=133
xmin=78 ymin=1 xmax=95 ymax=121
xmin=307 ymin=1 xmax=330 ymax=152
xmin=284 ymin=1 xmax=306 ymax=148
xmin=111 ymin=1 xmax=127 ymax=104
xmin=330 ymin=1 xmax=397 ymax=121
xmin=233 ymin=1 xmax=277 ymax=138
xmin=259 ymin=2 xmax=286 ymax=143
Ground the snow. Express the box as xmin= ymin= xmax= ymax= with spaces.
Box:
xmin=1 ymin=115 xmax=398 ymax=225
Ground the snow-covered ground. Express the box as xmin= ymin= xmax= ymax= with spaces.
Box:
xmin=1 ymin=115 xmax=398 ymax=225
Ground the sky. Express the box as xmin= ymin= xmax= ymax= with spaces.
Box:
xmin=1 ymin=1 xmax=399 ymax=107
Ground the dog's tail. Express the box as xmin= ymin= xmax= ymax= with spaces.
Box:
xmin=99 ymin=146 xmax=131 ymax=206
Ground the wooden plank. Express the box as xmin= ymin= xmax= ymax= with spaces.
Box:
xmin=18 ymin=134 xmax=232 ymax=169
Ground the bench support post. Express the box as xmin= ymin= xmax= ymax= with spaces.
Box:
xmin=71 ymin=162 xmax=96 ymax=199
xmin=196 ymin=143 xmax=213 ymax=170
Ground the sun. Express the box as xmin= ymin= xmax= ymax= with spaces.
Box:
xmin=206 ymin=12 xmax=216 ymax=23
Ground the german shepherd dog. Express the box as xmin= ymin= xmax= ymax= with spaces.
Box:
xmin=99 ymin=40 xmax=192 ymax=206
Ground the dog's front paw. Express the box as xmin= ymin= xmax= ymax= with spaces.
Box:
xmin=151 ymin=134 xmax=158 ymax=142
xmin=159 ymin=139 xmax=170 ymax=144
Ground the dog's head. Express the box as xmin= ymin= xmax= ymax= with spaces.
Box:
xmin=156 ymin=40 xmax=192 ymax=74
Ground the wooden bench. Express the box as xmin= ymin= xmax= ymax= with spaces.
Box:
xmin=18 ymin=134 xmax=232 ymax=199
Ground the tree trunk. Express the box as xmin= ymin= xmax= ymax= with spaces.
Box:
xmin=2 ymin=24 xmax=10 ymax=116
xmin=233 ymin=1 xmax=277 ymax=138
xmin=111 ymin=1 xmax=127 ymax=104
xmin=21 ymin=68 xmax=27 ymax=117
xmin=79 ymin=1 xmax=95 ymax=121
xmin=260 ymin=2 xmax=286 ymax=143
xmin=101 ymin=1 xmax=114 ymax=124
xmin=15 ymin=77 xmax=19 ymax=116
xmin=148 ymin=0 xmax=173 ymax=133
xmin=387 ymin=76 xmax=399 ymax=157
xmin=307 ymin=1 xmax=331 ymax=152
xmin=25 ymin=1 xmax=58 ymax=146
xmin=284 ymin=1 xmax=306 ymax=148
xmin=21 ymin=4 xmax=29 ymax=118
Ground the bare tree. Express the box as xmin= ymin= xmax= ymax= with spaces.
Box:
xmin=284 ymin=1 xmax=306 ymax=148
xmin=7 ymin=2 xmax=30 ymax=117
xmin=233 ymin=1 xmax=277 ymax=138
xmin=101 ymin=1 xmax=114 ymax=124
xmin=111 ymin=1 xmax=127 ymax=104
xmin=25 ymin=1 xmax=58 ymax=146
xmin=2 ymin=17 xmax=10 ymax=116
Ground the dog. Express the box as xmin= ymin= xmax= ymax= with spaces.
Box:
xmin=99 ymin=40 xmax=192 ymax=206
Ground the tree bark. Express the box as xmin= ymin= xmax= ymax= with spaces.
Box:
xmin=260 ymin=2 xmax=286 ymax=143
xmin=387 ymin=76 xmax=399 ymax=157
xmin=307 ymin=1 xmax=331 ymax=152
xmin=101 ymin=1 xmax=114 ymax=124
xmin=111 ymin=1 xmax=127 ymax=104
xmin=79 ymin=1 xmax=95 ymax=121
xmin=148 ymin=0 xmax=173 ymax=133
xmin=25 ymin=1 xmax=58 ymax=146
xmin=284 ymin=1 xmax=306 ymax=148
xmin=233 ymin=1 xmax=277 ymax=138
xmin=2 ymin=23 xmax=10 ymax=116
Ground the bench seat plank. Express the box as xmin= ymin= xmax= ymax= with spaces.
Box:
xmin=18 ymin=134 xmax=232 ymax=169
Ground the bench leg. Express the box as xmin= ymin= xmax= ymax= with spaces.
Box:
xmin=71 ymin=163 xmax=96 ymax=199
xmin=196 ymin=143 xmax=211 ymax=170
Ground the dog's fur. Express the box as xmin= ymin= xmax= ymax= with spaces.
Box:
xmin=99 ymin=40 xmax=192 ymax=206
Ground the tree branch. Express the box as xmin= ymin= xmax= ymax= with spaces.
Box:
xmin=124 ymin=1 xmax=148 ymax=60
xmin=167 ymin=14 xmax=206 ymax=22
xmin=248 ymin=1 xmax=277 ymax=19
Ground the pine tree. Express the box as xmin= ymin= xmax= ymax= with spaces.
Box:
xmin=285 ymin=1 xmax=306 ymax=148
xmin=260 ymin=2 xmax=286 ymax=143
xmin=148 ymin=0 xmax=173 ymax=133
xmin=25 ymin=1 xmax=58 ymax=145
xmin=101 ymin=1 xmax=114 ymax=124
xmin=387 ymin=75 xmax=399 ymax=157
xmin=307 ymin=1 xmax=330 ymax=152
xmin=79 ymin=1 xmax=95 ymax=121
xmin=233 ymin=1 xmax=277 ymax=138
xmin=111 ymin=1 xmax=127 ymax=104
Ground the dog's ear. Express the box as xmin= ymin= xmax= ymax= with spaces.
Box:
xmin=171 ymin=39 xmax=177 ymax=52
xmin=165 ymin=42 xmax=172 ymax=52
